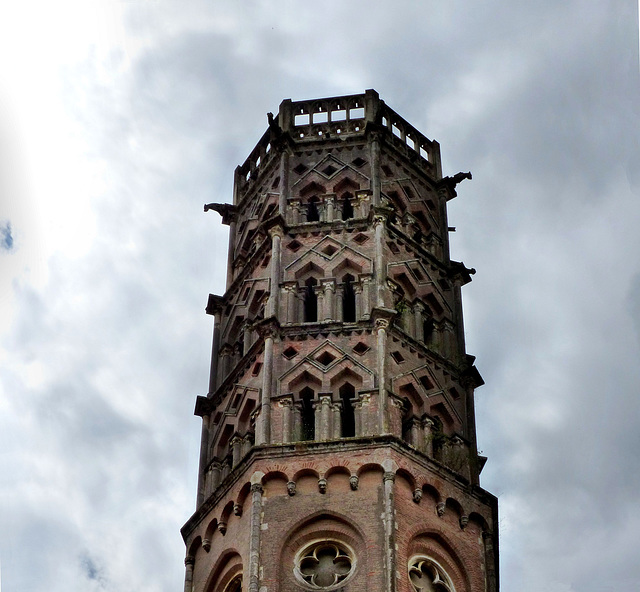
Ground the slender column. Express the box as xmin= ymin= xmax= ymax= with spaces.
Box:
xmin=288 ymin=200 xmax=299 ymax=224
xmin=230 ymin=435 xmax=242 ymax=467
xmin=316 ymin=286 xmax=325 ymax=323
xmin=319 ymin=395 xmax=332 ymax=440
xmin=221 ymin=458 xmax=231 ymax=481
xmin=382 ymin=472 xmax=397 ymax=592
xmin=219 ymin=345 xmax=232 ymax=385
xmin=284 ymin=283 xmax=297 ymax=323
xmin=376 ymin=318 xmax=390 ymax=434
xmin=196 ymin=415 xmax=210 ymax=507
xmin=258 ymin=332 xmax=274 ymax=445
xmin=242 ymin=434 xmax=253 ymax=457
xmin=403 ymin=306 xmax=414 ymax=337
xmin=226 ymin=219 xmax=237 ymax=289
xmin=410 ymin=418 xmax=420 ymax=448
xmin=293 ymin=402 xmax=303 ymax=441
xmin=278 ymin=150 xmax=289 ymax=215
xmin=443 ymin=320 xmax=456 ymax=360
xmin=313 ymin=399 xmax=321 ymax=440
xmin=354 ymin=284 xmax=363 ymax=320
xmin=183 ymin=555 xmax=195 ymax=592
xmin=370 ymin=133 xmax=382 ymax=207
xmin=422 ymin=418 xmax=434 ymax=457
xmin=243 ymin=322 xmax=252 ymax=356
xmin=267 ymin=227 xmax=283 ymax=318
xmin=323 ymin=281 xmax=335 ymax=321
xmin=356 ymin=192 xmax=369 ymax=218
xmin=325 ymin=195 xmax=335 ymax=222
xmin=373 ymin=215 xmax=386 ymax=308
xmin=332 ymin=401 xmax=342 ymax=438
xmin=360 ymin=275 xmax=371 ymax=319
xmin=414 ymin=302 xmax=425 ymax=342
xmin=248 ymin=483 xmax=264 ymax=592
xmin=209 ymin=310 xmax=222 ymax=393
xmin=335 ymin=285 xmax=344 ymax=322
xmin=210 ymin=460 xmax=222 ymax=492
xmin=353 ymin=399 xmax=363 ymax=436
xmin=281 ymin=396 xmax=293 ymax=443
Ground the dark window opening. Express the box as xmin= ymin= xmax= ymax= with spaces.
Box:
xmin=423 ymin=316 xmax=434 ymax=343
xmin=304 ymin=277 xmax=318 ymax=322
xmin=339 ymin=383 xmax=356 ymax=437
xmin=341 ymin=193 xmax=354 ymax=220
xmin=342 ymin=274 xmax=356 ymax=322
xmin=307 ymin=197 xmax=320 ymax=222
xmin=300 ymin=387 xmax=315 ymax=441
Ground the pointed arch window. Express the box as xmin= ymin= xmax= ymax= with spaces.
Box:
xmin=300 ymin=387 xmax=315 ymax=441
xmin=307 ymin=196 xmax=320 ymax=222
xmin=341 ymin=192 xmax=354 ymax=220
xmin=342 ymin=274 xmax=356 ymax=322
xmin=339 ymin=383 xmax=356 ymax=437
xmin=408 ymin=556 xmax=455 ymax=592
xmin=304 ymin=277 xmax=318 ymax=322
xmin=423 ymin=307 xmax=434 ymax=344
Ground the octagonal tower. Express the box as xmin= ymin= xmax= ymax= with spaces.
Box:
xmin=181 ymin=90 xmax=499 ymax=592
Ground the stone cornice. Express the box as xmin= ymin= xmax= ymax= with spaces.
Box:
xmin=180 ymin=435 xmax=496 ymax=541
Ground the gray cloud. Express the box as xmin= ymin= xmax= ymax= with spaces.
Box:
xmin=1 ymin=1 xmax=638 ymax=591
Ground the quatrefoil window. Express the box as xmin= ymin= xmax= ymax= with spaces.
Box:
xmin=408 ymin=556 xmax=455 ymax=592
xmin=295 ymin=541 xmax=354 ymax=589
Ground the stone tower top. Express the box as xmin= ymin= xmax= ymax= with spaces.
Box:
xmin=184 ymin=90 xmax=498 ymax=592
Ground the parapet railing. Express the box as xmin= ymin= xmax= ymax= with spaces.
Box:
xmin=236 ymin=90 xmax=441 ymax=194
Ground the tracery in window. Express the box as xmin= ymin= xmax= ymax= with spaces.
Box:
xmin=223 ymin=575 xmax=242 ymax=592
xmin=408 ymin=556 xmax=455 ymax=592
xmin=295 ymin=541 xmax=354 ymax=589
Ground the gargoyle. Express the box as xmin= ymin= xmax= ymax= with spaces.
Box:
xmin=438 ymin=171 xmax=472 ymax=199
xmin=204 ymin=202 xmax=237 ymax=224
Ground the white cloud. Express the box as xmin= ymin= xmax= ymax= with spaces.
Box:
xmin=1 ymin=1 xmax=639 ymax=590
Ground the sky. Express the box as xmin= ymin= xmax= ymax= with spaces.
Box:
xmin=0 ymin=1 xmax=639 ymax=590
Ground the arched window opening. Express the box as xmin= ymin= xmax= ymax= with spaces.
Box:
xmin=423 ymin=316 xmax=434 ymax=343
xmin=341 ymin=193 xmax=354 ymax=220
xmin=300 ymin=387 xmax=315 ymax=441
xmin=339 ymin=383 xmax=356 ymax=437
xmin=304 ymin=277 xmax=318 ymax=322
xmin=307 ymin=196 xmax=320 ymax=222
xmin=342 ymin=274 xmax=356 ymax=322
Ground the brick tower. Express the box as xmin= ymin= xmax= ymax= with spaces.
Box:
xmin=181 ymin=90 xmax=499 ymax=592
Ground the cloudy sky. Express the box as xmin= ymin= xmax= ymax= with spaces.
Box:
xmin=1 ymin=1 xmax=639 ymax=590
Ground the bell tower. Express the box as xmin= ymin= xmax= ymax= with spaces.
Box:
xmin=181 ymin=90 xmax=499 ymax=592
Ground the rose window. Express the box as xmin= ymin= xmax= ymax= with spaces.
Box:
xmin=409 ymin=557 xmax=454 ymax=592
xmin=295 ymin=541 xmax=354 ymax=589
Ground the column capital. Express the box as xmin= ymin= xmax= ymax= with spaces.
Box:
xmin=370 ymin=306 xmax=396 ymax=330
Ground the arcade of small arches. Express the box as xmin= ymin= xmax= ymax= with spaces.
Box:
xmin=190 ymin=466 xmax=493 ymax=592
xmin=204 ymin=350 xmax=471 ymax=498
xmin=196 ymin=464 xmax=492 ymax=548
